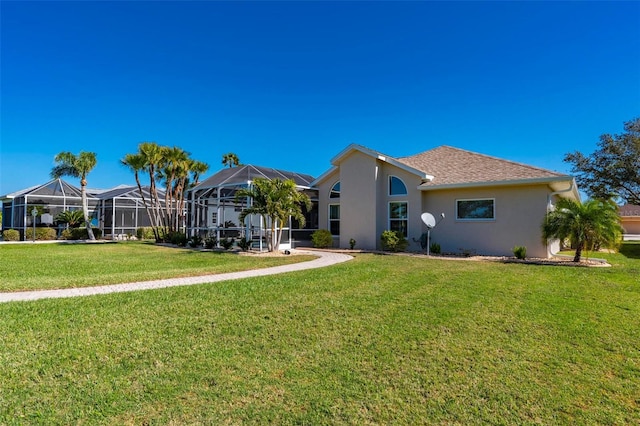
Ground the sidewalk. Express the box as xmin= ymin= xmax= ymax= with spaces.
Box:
xmin=0 ymin=250 xmax=353 ymax=303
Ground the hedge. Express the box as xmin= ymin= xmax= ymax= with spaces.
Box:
xmin=59 ymin=227 xmax=103 ymax=240
xmin=25 ymin=227 xmax=57 ymax=241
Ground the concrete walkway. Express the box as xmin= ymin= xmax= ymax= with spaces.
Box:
xmin=0 ymin=250 xmax=353 ymax=303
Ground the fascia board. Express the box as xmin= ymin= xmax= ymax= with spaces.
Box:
xmin=418 ymin=176 xmax=575 ymax=191
xmin=330 ymin=144 xmax=432 ymax=180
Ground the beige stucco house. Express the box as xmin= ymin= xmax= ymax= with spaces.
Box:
xmin=619 ymin=204 xmax=640 ymax=239
xmin=312 ymin=144 xmax=580 ymax=258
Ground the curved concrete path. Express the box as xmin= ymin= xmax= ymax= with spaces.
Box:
xmin=0 ymin=250 xmax=353 ymax=303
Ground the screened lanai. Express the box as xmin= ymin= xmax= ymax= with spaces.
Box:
xmin=187 ymin=165 xmax=318 ymax=250
xmin=95 ymin=186 xmax=167 ymax=239
xmin=0 ymin=179 xmax=99 ymax=240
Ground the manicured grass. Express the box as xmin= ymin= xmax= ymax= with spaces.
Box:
xmin=0 ymin=241 xmax=314 ymax=292
xmin=0 ymin=243 xmax=638 ymax=424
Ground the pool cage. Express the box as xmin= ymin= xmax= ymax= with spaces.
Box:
xmin=187 ymin=165 xmax=318 ymax=250
xmin=95 ymin=186 xmax=168 ymax=239
xmin=0 ymin=179 xmax=99 ymax=240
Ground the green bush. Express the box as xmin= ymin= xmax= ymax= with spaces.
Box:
xmin=380 ymin=230 xmax=408 ymax=252
xmin=311 ymin=229 xmax=334 ymax=248
xmin=168 ymin=232 xmax=188 ymax=247
xmin=513 ymin=245 xmax=527 ymax=260
xmin=349 ymin=238 xmax=356 ymax=250
xmin=25 ymin=227 xmax=57 ymax=241
xmin=60 ymin=227 xmax=103 ymax=240
xmin=220 ymin=237 xmax=235 ymax=250
xmin=136 ymin=227 xmax=155 ymax=240
xmin=188 ymin=234 xmax=203 ymax=248
xmin=429 ymin=242 xmax=441 ymax=254
xmin=237 ymin=237 xmax=252 ymax=252
xmin=3 ymin=229 xmax=20 ymax=241
xmin=204 ymin=235 xmax=218 ymax=249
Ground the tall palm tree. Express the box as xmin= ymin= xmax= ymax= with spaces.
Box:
xmin=541 ymin=198 xmax=623 ymax=262
xmin=51 ymin=151 xmax=97 ymax=240
xmin=236 ymin=178 xmax=311 ymax=252
xmin=121 ymin=152 xmax=162 ymax=241
xmin=222 ymin=152 xmax=241 ymax=168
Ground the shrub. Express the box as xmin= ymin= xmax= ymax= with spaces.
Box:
xmin=513 ymin=245 xmax=527 ymax=260
xmin=429 ymin=242 xmax=441 ymax=255
xmin=136 ymin=227 xmax=155 ymax=240
xmin=380 ymin=230 xmax=408 ymax=252
xmin=204 ymin=235 xmax=218 ymax=249
xmin=237 ymin=237 xmax=252 ymax=252
xmin=61 ymin=227 xmax=103 ymax=240
xmin=169 ymin=232 xmax=188 ymax=247
xmin=3 ymin=229 xmax=20 ymax=241
xmin=311 ymin=229 xmax=333 ymax=248
xmin=220 ymin=237 xmax=235 ymax=250
xmin=349 ymin=238 xmax=356 ymax=250
xmin=25 ymin=227 xmax=57 ymax=241
xmin=188 ymin=234 xmax=203 ymax=248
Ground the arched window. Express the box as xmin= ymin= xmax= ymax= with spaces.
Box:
xmin=330 ymin=181 xmax=340 ymax=198
xmin=389 ymin=176 xmax=407 ymax=196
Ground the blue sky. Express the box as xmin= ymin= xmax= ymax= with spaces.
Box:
xmin=1 ymin=1 xmax=639 ymax=196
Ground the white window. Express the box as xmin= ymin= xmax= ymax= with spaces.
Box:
xmin=389 ymin=201 xmax=408 ymax=237
xmin=389 ymin=176 xmax=407 ymax=196
xmin=330 ymin=181 xmax=340 ymax=198
xmin=329 ymin=204 xmax=340 ymax=235
xmin=456 ymin=199 xmax=495 ymax=221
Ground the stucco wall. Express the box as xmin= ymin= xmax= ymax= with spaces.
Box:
xmin=621 ymin=217 xmax=640 ymax=234
xmin=422 ymin=184 xmax=552 ymax=258
xmin=339 ymin=151 xmax=379 ymax=249
xmin=316 ymin=168 xmax=339 ymax=247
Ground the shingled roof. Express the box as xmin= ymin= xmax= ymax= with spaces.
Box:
xmin=397 ymin=146 xmax=570 ymax=188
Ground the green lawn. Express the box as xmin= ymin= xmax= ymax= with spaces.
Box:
xmin=0 ymin=242 xmax=314 ymax=292
xmin=0 ymin=243 xmax=638 ymax=424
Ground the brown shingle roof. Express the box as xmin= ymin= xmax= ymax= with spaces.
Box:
xmin=397 ymin=146 xmax=569 ymax=187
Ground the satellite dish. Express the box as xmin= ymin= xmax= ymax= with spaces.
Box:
xmin=421 ymin=212 xmax=436 ymax=229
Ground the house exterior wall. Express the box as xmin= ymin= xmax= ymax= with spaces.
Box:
xmin=421 ymin=184 xmax=552 ymax=257
xmin=339 ymin=151 xmax=379 ymax=249
xmin=317 ymin=169 xmax=340 ymax=247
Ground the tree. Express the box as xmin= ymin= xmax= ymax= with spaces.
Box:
xmin=122 ymin=142 xmax=208 ymax=242
xmin=565 ymin=117 xmax=640 ymax=205
xmin=55 ymin=210 xmax=85 ymax=228
xmin=51 ymin=151 xmax=97 ymax=240
xmin=222 ymin=152 xmax=241 ymax=168
xmin=236 ymin=178 xmax=311 ymax=252
xmin=541 ymin=198 xmax=623 ymax=262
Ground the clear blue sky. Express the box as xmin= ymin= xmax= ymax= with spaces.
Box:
xmin=1 ymin=1 xmax=639 ymax=196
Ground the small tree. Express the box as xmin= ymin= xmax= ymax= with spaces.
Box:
xmin=541 ymin=198 xmax=623 ymax=262
xmin=51 ymin=151 xmax=97 ymax=240
xmin=55 ymin=210 xmax=85 ymax=228
xmin=236 ymin=178 xmax=311 ymax=252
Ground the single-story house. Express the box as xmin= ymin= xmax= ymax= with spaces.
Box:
xmin=619 ymin=204 xmax=640 ymax=240
xmin=312 ymin=144 xmax=580 ymax=258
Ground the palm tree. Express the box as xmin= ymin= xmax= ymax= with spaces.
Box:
xmin=222 ymin=152 xmax=241 ymax=168
xmin=121 ymin=152 xmax=162 ymax=241
xmin=541 ymin=198 xmax=623 ymax=262
xmin=236 ymin=178 xmax=311 ymax=252
xmin=55 ymin=210 xmax=85 ymax=228
xmin=51 ymin=151 xmax=97 ymax=240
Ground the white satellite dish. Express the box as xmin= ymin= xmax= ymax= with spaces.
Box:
xmin=421 ymin=212 xmax=436 ymax=229
xmin=420 ymin=212 xmax=445 ymax=256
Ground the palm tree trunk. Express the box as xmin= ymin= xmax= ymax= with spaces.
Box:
xmin=81 ymin=180 xmax=96 ymax=240
xmin=573 ymin=241 xmax=584 ymax=262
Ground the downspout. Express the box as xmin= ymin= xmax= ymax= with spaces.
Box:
xmin=546 ymin=180 xmax=575 ymax=257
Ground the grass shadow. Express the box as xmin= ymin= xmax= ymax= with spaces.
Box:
xmin=619 ymin=241 xmax=640 ymax=260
